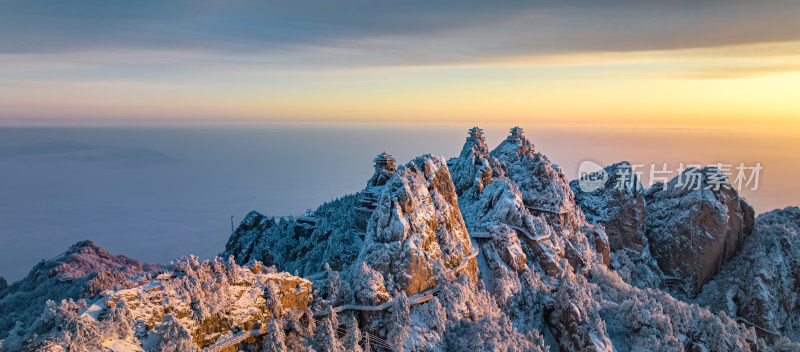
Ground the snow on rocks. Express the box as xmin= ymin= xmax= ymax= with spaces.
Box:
xmin=355 ymin=154 xmax=478 ymax=296
xmin=697 ymin=207 xmax=800 ymax=342
xmin=447 ymin=135 xmax=504 ymax=198
xmin=645 ymin=166 xmax=755 ymax=297
xmin=4 ymin=126 xmax=798 ymax=351
xmin=490 ymin=132 xmax=573 ymax=216
xmin=571 ymin=161 xmax=648 ymax=253
xmin=571 ymin=161 xmax=663 ymax=289
xmin=0 ymin=255 xmax=313 ymax=351
xmin=0 ymin=240 xmax=159 ymax=344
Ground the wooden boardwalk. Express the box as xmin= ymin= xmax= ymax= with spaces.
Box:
xmin=327 ymin=246 xmax=478 ymax=314
xmin=205 ymin=247 xmax=479 ymax=352
xmin=507 ymin=225 xmax=550 ymax=242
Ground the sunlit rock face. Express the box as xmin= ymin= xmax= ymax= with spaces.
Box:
xmin=645 ymin=167 xmax=755 ymax=296
xmin=571 ymin=161 xmax=648 ymax=253
xmin=571 ymin=161 xmax=663 ymax=289
xmin=356 ymin=154 xmax=478 ymax=296
xmin=698 ymin=207 xmax=800 ymax=341
xmin=448 ymin=136 xmax=504 ymax=198
xmin=490 ymin=133 xmax=573 ymax=217
xmin=7 ymin=127 xmax=797 ymax=352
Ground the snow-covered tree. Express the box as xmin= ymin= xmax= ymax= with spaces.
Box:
xmin=261 ymin=319 xmax=287 ymax=352
xmin=343 ymin=316 xmax=363 ymax=352
xmin=105 ymin=300 xmax=133 ymax=339
xmin=264 ymin=280 xmax=284 ymax=318
xmin=154 ymin=314 xmax=200 ymax=352
xmin=322 ymin=264 xmax=352 ymax=307
xmin=314 ymin=310 xmax=344 ymax=352
xmin=387 ymin=292 xmax=412 ymax=351
xmin=351 ymin=262 xmax=390 ymax=306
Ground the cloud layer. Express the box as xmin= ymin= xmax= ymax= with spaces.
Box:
xmin=1 ymin=0 xmax=798 ymax=66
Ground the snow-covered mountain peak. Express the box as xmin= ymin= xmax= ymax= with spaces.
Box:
xmin=4 ymin=127 xmax=798 ymax=351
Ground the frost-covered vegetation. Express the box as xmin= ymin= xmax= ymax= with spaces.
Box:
xmin=697 ymin=207 xmax=800 ymax=343
xmin=2 ymin=127 xmax=798 ymax=351
xmin=222 ymin=193 xmax=365 ymax=275
xmin=0 ymin=241 xmax=159 ymax=342
xmin=1 ymin=255 xmax=314 ymax=351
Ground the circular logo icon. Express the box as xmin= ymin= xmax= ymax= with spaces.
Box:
xmin=577 ymin=160 xmax=608 ymax=192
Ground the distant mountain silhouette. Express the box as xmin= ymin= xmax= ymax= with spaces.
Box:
xmin=0 ymin=140 xmax=175 ymax=166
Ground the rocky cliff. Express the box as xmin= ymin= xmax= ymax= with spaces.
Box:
xmin=571 ymin=162 xmax=648 ymax=253
xmin=490 ymin=134 xmax=573 ymax=215
xmin=448 ymin=136 xmax=504 ymax=198
xmin=645 ymin=167 xmax=754 ymax=297
xmin=697 ymin=207 xmax=800 ymax=342
xmin=221 ymin=193 xmax=365 ymax=275
xmin=571 ymin=162 xmax=662 ymax=289
xmin=4 ymin=127 xmax=798 ymax=352
xmin=451 ymin=128 xmax=619 ymax=351
xmin=356 ymin=154 xmax=478 ymax=296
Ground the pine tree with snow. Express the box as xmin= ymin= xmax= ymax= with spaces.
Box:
xmin=155 ymin=314 xmax=201 ymax=352
xmin=261 ymin=319 xmax=287 ymax=352
xmin=106 ymin=300 xmax=133 ymax=339
xmin=323 ymin=264 xmax=352 ymax=307
xmin=343 ymin=316 xmax=363 ymax=352
xmin=264 ymin=280 xmax=284 ymax=318
xmin=226 ymin=255 xmax=240 ymax=284
xmin=388 ymin=291 xmax=412 ymax=351
xmin=314 ymin=309 xmax=344 ymax=352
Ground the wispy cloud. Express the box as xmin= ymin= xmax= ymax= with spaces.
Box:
xmin=1 ymin=0 xmax=799 ymax=67
xmin=2 ymin=1 xmax=799 ymax=124
xmin=683 ymin=63 xmax=800 ymax=79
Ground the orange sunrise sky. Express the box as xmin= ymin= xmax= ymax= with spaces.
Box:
xmin=0 ymin=1 xmax=798 ymax=129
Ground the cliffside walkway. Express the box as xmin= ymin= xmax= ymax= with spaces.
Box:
xmin=328 ymin=246 xmax=479 ymax=314
xmin=205 ymin=246 xmax=478 ymax=352
xmin=470 ymin=231 xmax=493 ymax=239
xmin=508 ymin=225 xmax=550 ymax=242
xmin=205 ymin=317 xmax=399 ymax=352
xmin=206 ymin=327 xmax=264 ymax=352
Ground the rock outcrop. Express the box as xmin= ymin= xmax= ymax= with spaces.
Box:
xmin=221 ymin=193 xmax=365 ymax=275
xmin=355 ymin=154 xmax=478 ymax=296
xmin=450 ymin=128 xmax=619 ymax=351
xmin=571 ymin=161 xmax=662 ymax=289
xmin=571 ymin=161 xmax=648 ymax=253
xmin=448 ymin=134 xmax=504 ymax=197
xmin=645 ymin=167 xmax=755 ymax=296
xmin=490 ymin=132 xmax=573 ymax=217
xmin=104 ymin=257 xmax=313 ymax=349
xmin=697 ymin=207 xmax=800 ymax=341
